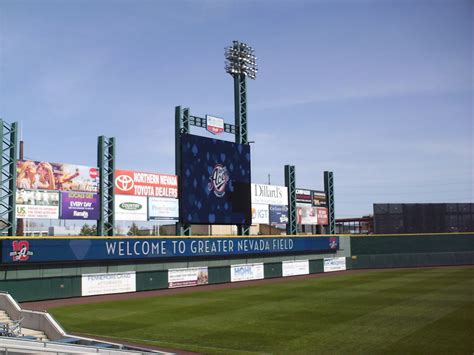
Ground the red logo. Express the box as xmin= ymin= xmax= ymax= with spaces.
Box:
xmin=10 ymin=240 xmax=33 ymax=261
xmin=115 ymin=174 xmax=134 ymax=191
xmin=89 ymin=168 xmax=99 ymax=179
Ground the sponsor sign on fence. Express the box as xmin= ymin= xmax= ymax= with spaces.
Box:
xmin=316 ymin=207 xmax=329 ymax=225
xmin=17 ymin=160 xmax=99 ymax=192
xmin=324 ymin=257 xmax=347 ymax=272
xmin=60 ymin=192 xmax=99 ymax=220
xmin=114 ymin=195 xmax=148 ymax=221
xmin=251 ymin=184 xmax=288 ymax=205
xmin=15 ymin=190 xmax=59 ymax=219
xmin=148 ymin=197 xmax=179 ymax=221
xmin=168 ymin=267 xmax=209 ymax=288
xmin=231 ymin=263 xmax=264 ymax=282
xmin=114 ymin=169 xmax=178 ymax=198
xmin=81 ymin=271 xmax=136 ymax=296
xmin=282 ymin=260 xmax=309 ymax=277
xmin=1 ymin=236 xmax=339 ymax=263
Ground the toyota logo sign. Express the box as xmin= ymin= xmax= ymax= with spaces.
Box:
xmin=115 ymin=174 xmax=134 ymax=191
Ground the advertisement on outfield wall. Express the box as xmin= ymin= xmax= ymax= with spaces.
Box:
xmin=2 ymin=236 xmax=339 ymax=263
xmin=15 ymin=189 xmax=59 ymax=219
xmin=17 ymin=160 xmax=99 ymax=192
xmin=251 ymin=184 xmax=288 ymax=206
xmin=252 ymin=204 xmax=269 ymax=224
xmin=316 ymin=207 xmax=329 ymax=225
xmin=312 ymin=191 xmax=327 ymax=207
xmin=324 ymin=257 xmax=347 ymax=272
xmin=148 ymin=197 xmax=179 ymax=221
xmin=282 ymin=260 xmax=309 ymax=277
xmin=269 ymin=205 xmax=289 ymax=225
xmin=81 ymin=271 xmax=136 ymax=296
xmin=180 ymin=133 xmax=251 ymax=225
xmin=60 ymin=192 xmax=99 ymax=220
xmin=295 ymin=189 xmax=312 ymax=204
xmin=114 ymin=195 xmax=147 ymax=221
xmin=168 ymin=267 xmax=209 ymax=288
xmin=231 ymin=263 xmax=264 ymax=282
xmin=114 ymin=169 xmax=178 ymax=198
xmin=297 ymin=204 xmax=318 ymax=224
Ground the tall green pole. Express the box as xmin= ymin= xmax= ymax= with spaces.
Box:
xmin=235 ymin=73 xmax=250 ymax=236
xmin=285 ymin=165 xmax=297 ymax=235
xmin=324 ymin=171 xmax=335 ymax=234
xmin=0 ymin=119 xmax=18 ymax=236
xmin=98 ymin=136 xmax=115 ymax=236
xmin=175 ymin=106 xmax=191 ymax=236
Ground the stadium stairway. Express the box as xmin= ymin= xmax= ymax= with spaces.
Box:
xmin=0 ymin=292 xmax=167 ymax=354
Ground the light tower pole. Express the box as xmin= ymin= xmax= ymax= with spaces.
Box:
xmin=225 ymin=41 xmax=258 ymax=235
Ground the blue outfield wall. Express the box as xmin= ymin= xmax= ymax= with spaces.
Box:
xmin=1 ymin=236 xmax=340 ymax=264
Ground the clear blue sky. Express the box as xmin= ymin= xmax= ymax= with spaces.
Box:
xmin=1 ymin=0 xmax=472 ymax=217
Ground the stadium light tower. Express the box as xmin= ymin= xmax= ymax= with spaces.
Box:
xmin=225 ymin=41 xmax=257 ymax=236
xmin=225 ymin=40 xmax=258 ymax=145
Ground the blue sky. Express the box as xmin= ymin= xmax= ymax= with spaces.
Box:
xmin=1 ymin=0 xmax=472 ymax=217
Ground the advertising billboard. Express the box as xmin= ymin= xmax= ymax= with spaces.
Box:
xmin=312 ymin=191 xmax=327 ymax=207
xmin=251 ymin=184 xmax=288 ymax=205
xmin=82 ymin=272 xmax=136 ymax=296
xmin=180 ymin=133 xmax=251 ymax=225
xmin=297 ymin=204 xmax=318 ymax=224
xmin=252 ymin=204 xmax=269 ymax=224
xmin=16 ymin=189 xmax=59 ymax=219
xmin=114 ymin=169 xmax=178 ymax=198
xmin=269 ymin=205 xmax=289 ymax=225
xmin=148 ymin=197 xmax=179 ymax=221
xmin=230 ymin=263 xmax=264 ymax=282
xmin=114 ymin=195 xmax=147 ymax=221
xmin=206 ymin=115 xmax=224 ymax=135
xmin=168 ymin=267 xmax=209 ymax=288
xmin=295 ymin=189 xmax=312 ymax=204
xmin=17 ymin=160 xmax=99 ymax=193
xmin=324 ymin=257 xmax=347 ymax=272
xmin=316 ymin=207 xmax=329 ymax=225
xmin=60 ymin=192 xmax=99 ymax=220
xmin=282 ymin=260 xmax=309 ymax=277
xmin=2 ymin=236 xmax=339 ymax=263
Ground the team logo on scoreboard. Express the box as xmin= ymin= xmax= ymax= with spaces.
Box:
xmin=208 ymin=164 xmax=229 ymax=198
xmin=10 ymin=240 xmax=33 ymax=262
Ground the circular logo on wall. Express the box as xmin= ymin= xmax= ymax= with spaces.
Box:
xmin=208 ymin=164 xmax=229 ymax=198
xmin=115 ymin=174 xmax=134 ymax=191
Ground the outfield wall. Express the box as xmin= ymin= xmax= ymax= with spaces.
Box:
xmin=0 ymin=234 xmax=473 ymax=302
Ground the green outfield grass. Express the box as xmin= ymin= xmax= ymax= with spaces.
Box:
xmin=49 ymin=267 xmax=474 ymax=354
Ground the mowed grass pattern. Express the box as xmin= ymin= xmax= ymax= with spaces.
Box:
xmin=49 ymin=267 xmax=474 ymax=354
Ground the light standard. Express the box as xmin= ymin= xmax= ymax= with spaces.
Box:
xmin=225 ymin=41 xmax=258 ymax=236
xmin=225 ymin=41 xmax=258 ymax=145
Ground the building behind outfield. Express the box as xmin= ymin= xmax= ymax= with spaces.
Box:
xmin=373 ymin=203 xmax=474 ymax=234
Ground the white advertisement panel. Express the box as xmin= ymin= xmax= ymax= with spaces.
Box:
xmin=115 ymin=195 xmax=147 ymax=221
xmin=82 ymin=271 xmax=136 ymax=296
xmin=168 ymin=267 xmax=209 ymax=288
xmin=324 ymin=257 xmax=347 ymax=272
xmin=297 ymin=204 xmax=318 ymax=224
xmin=148 ymin=197 xmax=179 ymax=221
xmin=252 ymin=203 xmax=269 ymax=224
xmin=230 ymin=263 xmax=264 ymax=282
xmin=251 ymin=184 xmax=288 ymax=206
xmin=282 ymin=260 xmax=310 ymax=277
xmin=16 ymin=189 xmax=59 ymax=219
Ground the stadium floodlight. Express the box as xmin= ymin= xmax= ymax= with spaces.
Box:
xmin=225 ymin=40 xmax=258 ymax=80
